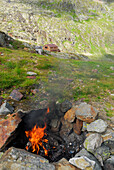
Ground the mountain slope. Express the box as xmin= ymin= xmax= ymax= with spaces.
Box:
xmin=0 ymin=0 xmax=114 ymax=58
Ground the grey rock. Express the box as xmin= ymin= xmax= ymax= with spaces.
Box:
xmin=103 ymin=133 xmax=114 ymax=154
xmin=72 ymin=148 xmax=102 ymax=170
xmin=0 ymin=101 xmax=14 ymax=116
xmin=60 ymin=100 xmax=72 ymax=113
xmin=87 ymin=119 xmax=108 ymax=133
xmin=94 ymin=145 xmax=110 ymax=166
xmin=0 ymin=147 xmax=55 ymax=170
xmin=104 ymin=155 xmax=114 ymax=170
xmin=84 ymin=133 xmax=103 ymax=153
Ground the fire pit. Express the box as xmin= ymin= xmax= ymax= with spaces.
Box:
xmin=0 ymin=102 xmax=86 ymax=163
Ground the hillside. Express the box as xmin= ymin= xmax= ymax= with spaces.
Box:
xmin=0 ymin=0 xmax=114 ymax=59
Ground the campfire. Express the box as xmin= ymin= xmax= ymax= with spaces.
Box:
xmin=0 ymin=101 xmax=86 ymax=162
xmin=25 ymin=124 xmax=48 ymax=156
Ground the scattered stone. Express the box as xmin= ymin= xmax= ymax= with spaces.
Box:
xmin=31 ymin=89 xmax=39 ymax=94
xmin=94 ymin=145 xmax=110 ymax=166
xmin=110 ymin=66 xmax=114 ymax=70
xmin=72 ymin=148 xmax=102 ymax=170
xmin=69 ymin=156 xmax=95 ymax=170
xmin=84 ymin=133 xmax=103 ymax=153
xmin=75 ymin=103 xmax=98 ymax=123
xmin=35 ymin=48 xmax=43 ymax=55
xmin=0 ymin=100 xmax=14 ymax=116
xmin=54 ymin=158 xmax=80 ymax=170
xmin=92 ymin=69 xmax=98 ymax=73
xmin=9 ymin=90 xmax=23 ymax=101
xmin=26 ymin=76 xmax=36 ymax=79
xmin=27 ymin=71 xmax=37 ymax=76
xmin=73 ymin=119 xmax=83 ymax=135
xmin=64 ymin=108 xmax=76 ymax=123
xmin=104 ymin=155 xmax=114 ymax=170
xmin=0 ymin=147 xmax=55 ymax=170
xmin=87 ymin=119 xmax=108 ymax=133
xmin=0 ymin=113 xmax=21 ymax=149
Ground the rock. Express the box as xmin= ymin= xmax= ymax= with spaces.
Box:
xmin=54 ymin=158 xmax=80 ymax=170
xmin=104 ymin=155 xmax=114 ymax=170
xmin=94 ymin=145 xmax=110 ymax=166
xmin=69 ymin=156 xmax=95 ymax=170
xmin=87 ymin=119 xmax=108 ymax=133
xmin=72 ymin=148 xmax=102 ymax=170
xmin=35 ymin=48 xmax=43 ymax=55
xmin=75 ymin=103 xmax=98 ymax=123
xmin=103 ymin=132 xmax=114 ymax=155
xmin=26 ymin=76 xmax=36 ymax=79
xmin=92 ymin=69 xmax=98 ymax=73
xmin=110 ymin=66 xmax=114 ymax=70
xmin=0 ymin=31 xmax=12 ymax=47
xmin=50 ymin=118 xmax=61 ymax=132
xmin=0 ymin=101 xmax=14 ymax=116
xmin=102 ymin=132 xmax=113 ymax=142
xmin=82 ymin=122 xmax=87 ymax=131
xmin=60 ymin=100 xmax=72 ymax=113
xmin=64 ymin=108 xmax=76 ymax=123
xmin=84 ymin=133 xmax=103 ymax=153
xmin=9 ymin=90 xmax=23 ymax=101
xmin=0 ymin=152 xmax=3 ymax=159
xmin=0 ymin=97 xmax=3 ymax=106
xmin=60 ymin=117 xmax=73 ymax=141
xmin=0 ymin=113 xmax=22 ymax=149
xmin=73 ymin=119 xmax=83 ymax=135
xmin=27 ymin=71 xmax=37 ymax=76
xmin=0 ymin=147 xmax=55 ymax=170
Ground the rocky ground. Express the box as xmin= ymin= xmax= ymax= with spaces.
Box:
xmin=0 ymin=0 xmax=114 ymax=57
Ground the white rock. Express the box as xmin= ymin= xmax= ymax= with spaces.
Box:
xmin=27 ymin=72 xmax=37 ymax=76
xmin=87 ymin=119 xmax=108 ymax=133
xmin=0 ymin=101 xmax=14 ymax=116
xmin=69 ymin=156 xmax=95 ymax=170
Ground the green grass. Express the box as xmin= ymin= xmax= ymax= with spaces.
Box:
xmin=0 ymin=47 xmax=114 ymax=105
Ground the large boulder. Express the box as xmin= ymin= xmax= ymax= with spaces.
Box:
xmin=0 ymin=147 xmax=55 ymax=170
xmin=75 ymin=103 xmax=98 ymax=123
xmin=0 ymin=31 xmax=13 ymax=47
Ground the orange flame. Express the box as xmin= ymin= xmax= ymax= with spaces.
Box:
xmin=46 ymin=107 xmax=50 ymax=114
xmin=25 ymin=124 xmax=48 ymax=156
